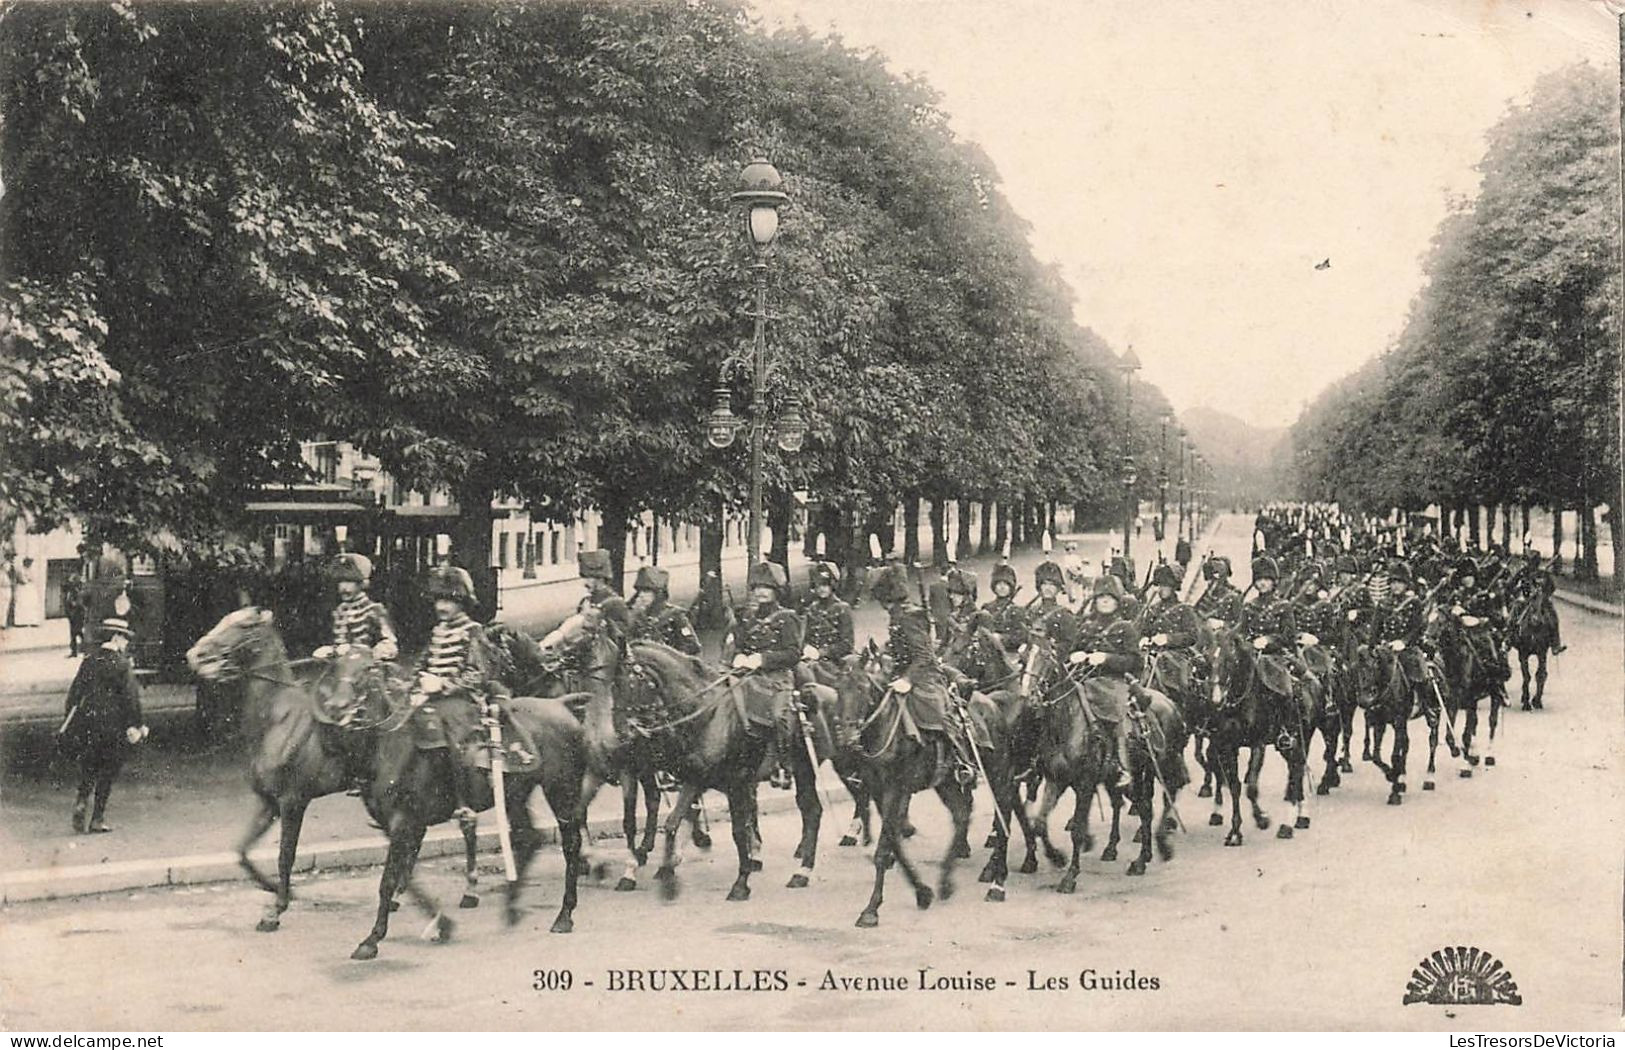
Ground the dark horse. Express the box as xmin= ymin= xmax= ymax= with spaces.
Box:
xmin=1430 ymin=612 xmax=1500 ymax=778
xmin=1360 ymin=639 xmax=1436 ymax=806
xmin=186 ymin=608 xmax=483 ymax=933
xmin=1022 ymin=636 xmax=1188 ymax=888
xmin=1508 ymin=589 xmax=1559 ymax=712
xmin=827 ymin=652 xmax=985 ymax=925
xmin=1210 ymin=635 xmax=1317 ymax=844
xmin=542 ymin=615 xmax=826 ymax=901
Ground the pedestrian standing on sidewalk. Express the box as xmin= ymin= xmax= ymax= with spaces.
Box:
xmin=63 ymin=576 xmax=85 ymax=657
xmin=58 ymin=617 xmax=148 ymax=833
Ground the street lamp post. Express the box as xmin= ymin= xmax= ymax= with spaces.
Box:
xmin=708 ymin=158 xmax=801 ymax=570
xmin=1118 ymin=349 xmax=1141 ymax=562
xmin=1158 ymin=411 xmax=1170 ymax=545
xmin=1176 ymin=431 xmax=1187 ymax=542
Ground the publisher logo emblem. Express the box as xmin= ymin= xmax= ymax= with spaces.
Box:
xmin=1403 ymin=946 xmax=1522 ymax=1006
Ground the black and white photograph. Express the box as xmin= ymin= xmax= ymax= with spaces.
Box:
xmin=0 ymin=0 xmax=1621 ymax=1035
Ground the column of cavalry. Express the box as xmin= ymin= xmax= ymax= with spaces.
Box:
xmin=181 ymin=506 xmax=1566 ymax=957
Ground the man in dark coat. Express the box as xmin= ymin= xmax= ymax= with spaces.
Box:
xmin=725 ymin=561 xmax=802 ymax=787
xmin=628 ymin=565 xmax=701 ymax=656
xmin=980 ymin=558 xmax=1029 ymax=655
xmin=796 ymin=560 xmax=855 ymax=687
xmin=577 ymin=549 xmax=632 ymax=639
xmin=60 ymin=617 xmax=147 ymax=833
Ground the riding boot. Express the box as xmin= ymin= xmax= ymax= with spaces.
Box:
xmin=768 ymin=736 xmax=793 ymax=790
xmin=1113 ymin=723 xmax=1134 ymax=790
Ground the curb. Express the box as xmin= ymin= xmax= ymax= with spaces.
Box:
xmin=1551 ymin=588 xmax=1623 ymax=619
xmin=0 ymin=784 xmax=853 ymax=906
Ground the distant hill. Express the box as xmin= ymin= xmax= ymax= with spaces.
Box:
xmin=1178 ymin=406 xmax=1291 ymax=509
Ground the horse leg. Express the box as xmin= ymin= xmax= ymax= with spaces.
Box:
xmin=1532 ymin=650 xmax=1547 ymax=711
xmin=503 ymin=794 xmax=541 ymax=927
xmin=452 ymin=808 xmax=481 ymax=909
xmin=1222 ymin=744 xmax=1245 ymax=846
xmin=1422 ymin=701 xmax=1439 ymax=791
xmin=1101 ymin=786 xmax=1122 ymax=862
xmin=1126 ymin=771 xmax=1155 ymax=875
xmin=1518 ymin=649 xmax=1532 ymax=710
xmin=1338 ymin=697 xmax=1355 ymax=773
xmin=351 ymin=827 xmax=408 ymax=960
xmin=574 ymin=769 xmax=611 ymax=879
xmin=689 ymin=793 xmax=713 ymax=849
xmin=1387 ymin=711 xmax=1408 ymax=805
xmin=857 ymin=787 xmax=905 ymax=927
xmin=1459 ymin=701 xmax=1478 ymax=775
xmin=724 ymin=782 xmax=757 ymax=902
xmin=1057 ymin=785 xmax=1087 ymax=895
xmin=786 ymin=741 xmax=822 ymax=889
xmin=1030 ymin=776 xmax=1068 ymax=868
xmin=1485 ymin=690 xmax=1502 ymax=767
xmin=935 ymin=780 xmax=972 ymax=902
xmin=238 ymin=796 xmax=281 ymax=929
xmin=1245 ymin=745 xmax=1269 ymax=830
xmin=1363 ymin=718 xmax=1377 ymax=763
xmin=654 ymin=782 xmax=697 ymax=901
xmin=612 ymin=771 xmax=653 ymax=893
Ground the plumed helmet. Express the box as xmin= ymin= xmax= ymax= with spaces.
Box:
xmin=1251 ymin=556 xmax=1280 ymax=582
xmin=426 ymin=565 xmax=478 ymax=608
xmin=1151 ymin=563 xmax=1180 ymax=590
xmin=1388 ymin=562 xmax=1413 ymax=585
xmin=990 ymin=562 xmax=1018 ymax=592
xmin=746 ymin=561 xmax=788 ymax=593
xmin=1455 ymin=557 xmax=1479 ymax=579
xmin=577 ymin=549 xmax=612 ymax=581
xmin=1034 ymin=559 xmax=1065 ymax=590
xmin=1203 ymin=555 xmax=1232 ymax=581
xmin=329 ymin=552 xmax=373 ymax=584
xmin=870 ymin=563 xmax=912 ymax=606
xmin=945 ymin=567 xmax=978 ymax=600
xmin=1091 ymin=575 xmax=1126 ymax=601
xmin=1333 ymin=555 xmax=1359 ymax=575
xmin=633 ymin=565 xmax=670 ymax=594
xmin=809 ymin=561 xmax=841 ymax=588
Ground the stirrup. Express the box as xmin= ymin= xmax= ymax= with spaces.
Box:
xmin=453 ymin=805 xmax=477 ymax=822
xmin=768 ymin=766 xmax=793 ymax=790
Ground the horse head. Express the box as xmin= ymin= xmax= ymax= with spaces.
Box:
xmin=829 ymin=657 xmax=885 ymax=753
xmin=187 ymin=606 xmax=285 ymax=683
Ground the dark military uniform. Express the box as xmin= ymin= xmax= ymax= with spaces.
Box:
xmin=726 ymin=580 xmax=801 ymax=747
xmin=1140 ymin=595 xmax=1201 ymax=652
xmin=1029 ymin=596 xmax=1076 ymax=650
xmin=980 ymin=594 xmax=1030 ymax=654
xmin=60 ymin=635 xmax=144 ymax=832
xmin=885 ymin=598 xmax=951 ymax=734
xmin=799 ymin=592 xmax=855 ymax=662
xmin=1195 ymin=576 xmax=1244 ymax=628
xmin=1239 ymin=590 xmax=1297 ymax=657
xmin=629 ymin=599 xmax=701 ymax=656
xmin=1068 ymin=579 xmax=1143 ymax=782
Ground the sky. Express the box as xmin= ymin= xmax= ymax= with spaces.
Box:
xmin=747 ymin=0 xmax=1617 ymax=429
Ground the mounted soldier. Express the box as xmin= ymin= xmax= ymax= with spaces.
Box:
xmin=577 ymin=549 xmax=633 ymax=639
xmin=1140 ymin=562 xmax=1202 ymax=662
xmin=411 ymin=565 xmax=534 ymax=819
xmin=627 ymin=565 xmax=701 ymax=657
xmin=312 ymin=553 xmax=399 ymax=727
xmin=1066 ymin=574 xmax=1143 ymax=790
xmin=939 ymin=566 xmax=980 ymax=655
xmin=1238 ymin=556 xmax=1298 ymax=660
xmin=1194 ymin=555 xmax=1243 ymax=629
xmin=979 ymin=553 xmax=1029 ymax=655
xmin=723 ymin=561 xmax=801 ymax=789
xmin=1509 ymin=549 xmax=1564 ymax=654
xmin=796 ymin=559 xmax=855 ymax=688
xmin=870 ymin=560 xmax=970 ymax=784
xmin=1029 ymin=556 xmax=1075 ymax=649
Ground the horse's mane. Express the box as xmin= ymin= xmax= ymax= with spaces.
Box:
xmin=627 ymin=640 xmax=712 ymax=695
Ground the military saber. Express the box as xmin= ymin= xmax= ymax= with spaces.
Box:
xmin=483 ymin=700 xmax=518 ymax=884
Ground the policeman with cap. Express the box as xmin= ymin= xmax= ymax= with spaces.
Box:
xmin=627 ymin=564 xmax=701 ymax=656
xmin=724 ymin=561 xmax=802 ymax=788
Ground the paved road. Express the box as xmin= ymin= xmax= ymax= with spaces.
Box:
xmin=2 ymin=515 xmax=1617 ymax=1030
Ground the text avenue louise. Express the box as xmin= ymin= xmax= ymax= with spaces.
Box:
xmin=533 ymin=968 xmax=1161 ymax=993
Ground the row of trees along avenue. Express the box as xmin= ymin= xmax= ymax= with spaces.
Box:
xmin=1 ymin=1 xmax=1185 ymax=615
xmin=1291 ymin=63 xmax=1622 ymax=586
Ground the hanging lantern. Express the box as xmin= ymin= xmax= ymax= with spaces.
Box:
xmin=775 ymin=394 xmax=807 ymax=453
xmin=705 ymin=385 xmax=740 ymax=449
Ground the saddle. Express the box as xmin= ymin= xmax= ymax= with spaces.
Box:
xmin=309 ymin=657 xmax=414 ymax=730
xmin=409 ymin=695 xmax=545 ymax=776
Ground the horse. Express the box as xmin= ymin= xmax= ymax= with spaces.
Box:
xmin=549 ymin=621 xmax=827 ymax=902
xmin=827 ymin=652 xmax=988 ymax=925
xmin=1209 ymin=634 xmax=1317 ymax=844
xmin=507 ymin=613 xmax=687 ymax=889
xmin=185 ymin=607 xmax=483 ymax=934
xmin=942 ymin=623 xmax=1033 ymax=851
xmin=350 ymin=669 xmax=589 ymax=959
xmin=1294 ymin=639 xmax=1350 ymax=796
xmin=1187 ymin=617 xmax=1231 ymax=804
xmin=1022 ymin=636 xmax=1187 ymax=888
xmin=1508 ymin=590 xmax=1558 ymax=712
xmin=1360 ymin=639 xmax=1433 ymax=806
xmin=1430 ymin=610 xmax=1503 ymax=777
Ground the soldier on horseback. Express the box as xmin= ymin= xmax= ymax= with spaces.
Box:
xmin=1238 ymin=556 xmax=1298 ymax=659
xmin=980 ymin=557 xmax=1029 ymax=655
xmin=578 ymin=549 xmax=633 ymax=638
xmin=796 ymin=559 xmax=855 ymax=685
xmin=870 ymin=561 xmax=972 ymax=784
xmin=1443 ymin=557 xmax=1511 ymax=695
xmin=627 ymin=565 xmax=701 ymax=657
xmin=312 ymin=554 xmax=399 ymax=727
xmin=725 ymin=561 xmax=802 ymax=789
xmin=1194 ymin=555 xmax=1243 ymax=628
xmin=417 ymin=567 xmax=546 ymax=816
xmin=1067 ymin=574 xmax=1143 ymax=790
xmin=1029 ymin=557 xmax=1075 ymax=646
xmin=1509 ymin=550 xmax=1564 ymax=654
xmin=941 ymin=566 xmax=980 ymax=648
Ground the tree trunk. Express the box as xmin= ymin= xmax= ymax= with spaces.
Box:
xmin=1578 ymin=503 xmax=1600 ymax=581
xmin=928 ymin=498 xmax=947 ymax=568
xmin=767 ymin=488 xmax=792 ymax=577
xmin=1519 ymin=504 xmax=1531 ymax=549
xmin=1607 ymin=506 xmax=1623 ymax=594
xmin=957 ymin=499 xmax=975 ymax=562
xmin=598 ymin=500 xmax=630 ymax=596
xmin=902 ymin=495 xmax=921 ymax=565
xmin=1467 ymin=504 xmax=1481 ymax=549
xmin=978 ymin=496 xmax=993 ymax=554
xmin=1500 ymin=503 xmax=1513 ymax=549
xmin=697 ymin=496 xmax=725 ymax=629
xmin=1551 ymin=505 xmax=1564 ymax=571
xmin=994 ymin=501 xmax=1009 ymax=556
xmin=450 ymin=472 xmax=498 ymax=616
xmin=1047 ymin=499 xmax=1058 ymax=539
xmin=843 ymin=508 xmax=868 ymax=604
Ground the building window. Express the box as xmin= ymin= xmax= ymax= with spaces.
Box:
xmin=498 ymin=532 xmax=510 ymax=569
xmin=551 ymin=530 xmax=561 ymax=565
